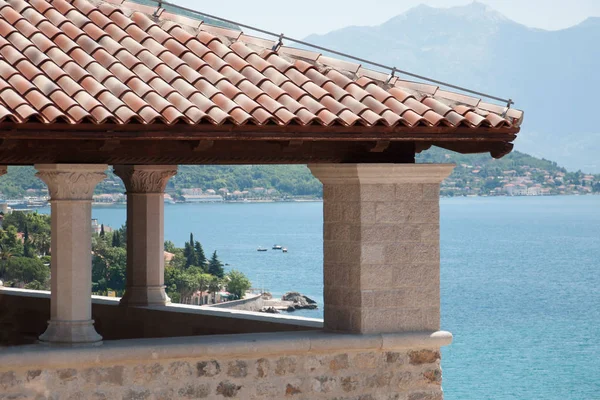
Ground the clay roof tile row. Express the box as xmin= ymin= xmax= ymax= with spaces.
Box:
xmin=0 ymin=0 xmax=523 ymax=131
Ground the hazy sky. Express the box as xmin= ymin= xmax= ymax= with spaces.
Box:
xmin=172 ymin=0 xmax=600 ymax=38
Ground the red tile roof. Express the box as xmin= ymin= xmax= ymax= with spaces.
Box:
xmin=0 ymin=0 xmax=524 ymax=132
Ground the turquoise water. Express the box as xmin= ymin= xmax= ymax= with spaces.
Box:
xmin=42 ymin=196 xmax=600 ymax=399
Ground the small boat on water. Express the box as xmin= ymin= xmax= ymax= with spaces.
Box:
xmin=272 ymin=245 xmax=283 ymax=250
xmin=282 ymin=248 xmax=288 ymax=253
xmin=257 ymin=247 xmax=268 ymax=252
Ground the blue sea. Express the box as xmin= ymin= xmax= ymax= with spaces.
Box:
xmin=42 ymin=196 xmax=600 ymax=399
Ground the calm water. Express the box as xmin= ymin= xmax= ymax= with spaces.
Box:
xmin=41 ymin=196 xmax=600 ymax=399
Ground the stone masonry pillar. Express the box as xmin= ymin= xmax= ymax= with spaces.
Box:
xmin=113 ymin=165 xmax=177 ymax=306
xmin=309 ymin=164 xmax=454 ymax=334
xmin=35 ymin=164 xmax=107 ymax=345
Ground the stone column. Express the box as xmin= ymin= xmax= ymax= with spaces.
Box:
xmin=113 ymin=165 xmax=177 ymax=306
xmin=35 ymin=164 xmax=107 ymax=345
xmin=309 ymin=164 xmax=454 ymax=334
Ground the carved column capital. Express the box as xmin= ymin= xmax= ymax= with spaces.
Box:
xmin=35 ymin=164 xmax=107 ymax=201
xmin=114 ymin=165 xmax=178 ymax=194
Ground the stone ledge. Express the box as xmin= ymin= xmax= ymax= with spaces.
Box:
xmin=309 ymin=163 xmax=455 ymax=185
xmin=0 ymin=330 xmax=452 ymax=371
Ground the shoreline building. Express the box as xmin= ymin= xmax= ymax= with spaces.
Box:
xmin=0 ymin=0 xmax=523 ymax=398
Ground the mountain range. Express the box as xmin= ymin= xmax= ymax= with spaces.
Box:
xmin=304 ymin=2 xmax=599 ymax=172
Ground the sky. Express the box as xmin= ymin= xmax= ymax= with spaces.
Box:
xmin=171 ymin=0 xmax=600 ymax=39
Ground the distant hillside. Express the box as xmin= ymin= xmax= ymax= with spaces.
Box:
xmin=0 ymin=148 xmax=596 ymax=199
xmin=304 ymin=2 xmax=600 ymax=172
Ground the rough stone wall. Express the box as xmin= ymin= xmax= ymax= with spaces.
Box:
xmin=0 ymin=348 xmax=443 ymax=400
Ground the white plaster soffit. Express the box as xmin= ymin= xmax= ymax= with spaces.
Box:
xmin=309 ymin=164 xmax=455 ymax=184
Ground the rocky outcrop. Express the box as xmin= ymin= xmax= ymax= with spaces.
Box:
xmin=261 ymin=292 xmax=318 ymax=313
xmin=282 ymin=292 xmax=317 ymax=310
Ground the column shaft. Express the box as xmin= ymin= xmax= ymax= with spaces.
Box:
xmin=35 ymin=164 xmax=107 ymax=345
xmin=310 ymin=164 xmax=454 ymax=334
xmin=114 ymin=165 xmax=177 ymax=306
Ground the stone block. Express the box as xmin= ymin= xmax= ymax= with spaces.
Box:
xmin=405 ymin=202 xmax=439 ymax=224
xmin=284 ymin=383 xmax=302 ymax=396
xmin=274 ymin=357 xmax=297 ymax=376
xmin=329 ymin=354 xmax=349 ymax=372
xmin=340 ymin=375 xmax=360 ymax=393
xmin=422 ymin=184 xmax=440 ymax=199
xmin=365 ymin=371 xmax=393 ymax=388
xmin=216 ymin=381 xmax=241 ymax=398
xmin=227 ymin=361 xmax=247 ymax=378
xmin=360 ymin=184 xmax=395 ymax=202
xmin=255 ymin=381 xmax=278 ymax=397
xmin=255 ymin=358 xmax=270 ymax=379
xmin=26 ymin=370 xmax=42 ymax=382
xmin=359 ymin=265 xmax=394 ymax=290
xmin=392 ymin=263 xmax=439 ymax=288
xmin=408 ymin=350 xmax=441 ymax=365
xmin=311 ymin=376 xmax=337 ymax=393
xmin=361 ymin=309 xmax=401 ymax=334
xmin=360 ymin=225 xmax=399 ymax=243
xmin=422 ymin=369 xmax=442 ymax=385
xmin=178 ymin=384 xmax=210 ymax=398
xmin=57 ymin=369 xmax=78 ymax=382
xmin=360 ymin=244 xmax=386 ymax=264
xmin=82 ymin=366 xmax=123 ymax=386
xmin=384 ymin=243 xmax=440 ymax=265
xmin=407 ymin=391 xmax=443 ymax=400
xmin=167 ymin=361 xmax=194 ymax=378
xmin=305 ymin=356 xmax=325 ymax=373
xmin=352 ymin=352 xmax=381 ymax=370
xmin=385 ymin=352 xmax=406 ymax=365
xmin=122 ymin=389 xmax=151 ymax=400
xmin=395 ymin=184 xmax=424 ymax=202
xmin=132 ymin=363 xmax=163 ymax=384
xmin=375 ymin=202 xmax=409 ymax=223
xmin=196 ymin=361 xmax=221 ymax=377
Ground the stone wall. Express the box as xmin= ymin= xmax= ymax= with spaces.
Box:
xmin=0 ymin=289 xmax=320 ymax=345
xmin=0 ymin=331 xmax=451 ymax=400
xmin=206 ymin=293 xmax=264 ymax=312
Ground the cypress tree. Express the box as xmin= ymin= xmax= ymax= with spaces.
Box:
xmin=207 ymin=251 xmax=224 ymax=278
xmin=112 ymin=231 xmax=120 ymax=248
xmin=194 ymin=241 xmax=206 ymax=267
xmin=184 ymin=232 xmax=196 ymax=268
xmin=100 ymin=224 xmax=105 ymax=238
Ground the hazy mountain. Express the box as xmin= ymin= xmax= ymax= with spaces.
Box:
xmin=304 ymin=2 xmax=600 ymax=172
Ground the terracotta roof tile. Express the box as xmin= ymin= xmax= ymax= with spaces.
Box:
xmin=0 ymin=0 xmax=522 ymax=130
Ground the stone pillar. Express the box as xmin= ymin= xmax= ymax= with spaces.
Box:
xmin=113 ymin=165 xmax=177 ymax=306
xmin=309 ymin=164 xmax=454 ymax=334
xmin=35 ymin=164 xmax=107 ymax=345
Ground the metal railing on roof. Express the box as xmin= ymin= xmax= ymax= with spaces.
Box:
xmin=148 ymin=0 xmax=514 ymax=107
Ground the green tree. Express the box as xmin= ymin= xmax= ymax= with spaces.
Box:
xmin=100 ymin=224 xmax=105 ymax=238
xmin=194 ymin=240 xmax=206 ymax=268
xmin=164 ymin=240 xmax=176 ymax=253
xmin=92 ymin=239 xmax=127 ymax=295
xmin=225 ymin=270 xmax=251 ymax=300
xmin=208 ymin=276 xmax=221 ymax=304
xmin=4 ymin=257 xmax=49 ymax=286
xmin=207 ymin=251 xmax=224 ymax=278
xmin=111 ymin=230 xmax=121 ymax=248
xmin=184 ymin=233 xmax=196 ymax=268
